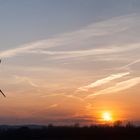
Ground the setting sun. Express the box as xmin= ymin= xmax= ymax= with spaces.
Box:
xmin=102 ymin=112 xmax=113 ymax=122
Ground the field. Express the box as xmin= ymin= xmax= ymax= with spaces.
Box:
xmin=0 ymin=125 xmax=140 ymax=140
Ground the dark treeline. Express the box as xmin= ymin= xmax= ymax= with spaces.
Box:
xmin=0 ymin=125 xmax=140 ymax=140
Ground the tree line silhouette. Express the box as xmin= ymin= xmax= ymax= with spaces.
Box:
xmin=0 ymin=122 xmax=139 ymax=140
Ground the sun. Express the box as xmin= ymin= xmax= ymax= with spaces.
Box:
xmin=102 ymin=112 xmax=113 ymax=121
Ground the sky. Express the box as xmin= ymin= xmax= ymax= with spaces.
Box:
xmin=0 ymin=0 xmax=140 ymax=125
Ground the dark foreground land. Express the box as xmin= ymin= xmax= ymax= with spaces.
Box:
xmin=0 ymin=125 xmax=140 ymax=140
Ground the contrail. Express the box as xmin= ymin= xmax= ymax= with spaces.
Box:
xmin=78 ymin=72 xmax=129 ymax=91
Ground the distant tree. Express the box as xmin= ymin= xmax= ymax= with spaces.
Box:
xmin=74 ymin=123 xmax=80 ymax=127
xmin=126 ymin=121 xmax=134 ymax=128
xmin=113 ymin=120 xmax=123 ymax=127
xmin=48 ymin=123 xmax=54 ymax=128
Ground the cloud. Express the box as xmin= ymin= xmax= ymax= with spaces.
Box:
xmin=13 ymin=75 xmax=39 ymax=88
xmin=0 ymin=39 xmax=60 ymax=58
xmin=46 ymin=104 xmax=58 ymax=109
xmin=0 ymin=14 xmax=139 ymax=59
xmin=41 ymin=93 xmax=84 ymax=102
xmin=86 ymin=77 xmax=140 ymax=99
xmin=27 ymin=43 xmax=140 ymax=60
xmin=78 ymin=72 xmax=130 ymax=91
xmin=121 ymin=59 xmax=140 ymax=69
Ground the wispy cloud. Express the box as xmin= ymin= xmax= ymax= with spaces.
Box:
xmin=41 ymin=93 xmax=84 ymax=102
xmin=86 ymin=77 xmax=140 ymax=99
xmin=121 ymin=59 xmax=140 ymax=69
xmin=46 ymin=104 xmax=58 ymax=110
xmin=0 ymin=14 xmax=139 ymax=59
xmin=0 ymin=39 xmax=60 ymax=58
xmin=78 ymin=72 xmax=129 ymax=91
xmin=13 ymin=75 xmax=39 ymax=88
xmin=27 ymin=43 xmax=140 ymax=60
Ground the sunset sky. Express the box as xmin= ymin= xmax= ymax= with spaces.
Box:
xmin=0 ymin=0 xmax=140 ymax=125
